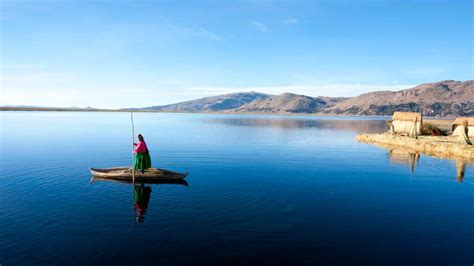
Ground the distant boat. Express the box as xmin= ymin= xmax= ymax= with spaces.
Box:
xmin=89 ymin=167 xmax=188 ymax=182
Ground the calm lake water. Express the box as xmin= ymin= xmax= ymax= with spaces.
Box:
xmin=1 ymin=112 xmax=473 ymax=265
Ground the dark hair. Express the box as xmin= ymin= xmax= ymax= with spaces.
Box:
xmin=138 ymin=134 xmax=144 ymax=141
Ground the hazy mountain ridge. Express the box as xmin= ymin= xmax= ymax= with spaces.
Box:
xmin=139 ymin=92 xmax=347 ymax=114
xmin=143 ymin=92 xmax=271 ymax=112
xmin=141 ymin=80 xmax=473 ymax=117
xmin=4 ymin=80 xmax=472 ymax=117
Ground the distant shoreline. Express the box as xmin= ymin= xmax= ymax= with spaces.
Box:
xmin=0 ymin=107 xmax=458 ymax=120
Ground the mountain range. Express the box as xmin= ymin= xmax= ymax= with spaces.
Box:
xmin=139 ymin=80 xmax=473 ymax=117
xmin=2 ymin=80 xmax=472 ymax=117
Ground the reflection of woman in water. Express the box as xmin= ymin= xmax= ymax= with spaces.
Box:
xmin=133 ymin=184 xmax=152 ymax=223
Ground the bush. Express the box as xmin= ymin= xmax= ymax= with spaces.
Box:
xmin=422 ymin=124 xmax=444 ymax=136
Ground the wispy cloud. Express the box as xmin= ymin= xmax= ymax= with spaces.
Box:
xmin=195 ymin=28 xmax=222 ymax=41
xmin=250 ymin=20 xmax=269 ymax=32
xmin=282 ymin=18 xmax=298 ymax=25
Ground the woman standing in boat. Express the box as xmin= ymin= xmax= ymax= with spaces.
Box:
xmin=133 ymin=134 xmax=152 ymax=173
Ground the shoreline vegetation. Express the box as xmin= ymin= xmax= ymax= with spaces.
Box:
xmin=356 ymin=112 xmax=473 ymax=162
xmin=356 ymin=134 xmax=473 ymax=182
xmin=357 ymin=133 xmax=474 ymax=160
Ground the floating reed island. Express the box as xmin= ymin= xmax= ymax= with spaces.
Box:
xmin=357 ymin=112 xmax=474 ymax=160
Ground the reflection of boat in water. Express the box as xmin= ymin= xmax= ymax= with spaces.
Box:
xmin=89 ymin=167 xmax=188 ymax=182
xmin=90 ymin=176 xmax=189 ymax=186
xmin=89 ymin=174 xmax=188 ymax=223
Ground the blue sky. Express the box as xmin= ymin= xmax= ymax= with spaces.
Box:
xmin=1 ymin=0 xmax=472 ymax=108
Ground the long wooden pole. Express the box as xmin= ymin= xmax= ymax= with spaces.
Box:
xmin=131 ymin=112 xmax=135 ymax=183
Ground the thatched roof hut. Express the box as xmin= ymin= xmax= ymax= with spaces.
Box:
xmin=452 ymin=117 xmax=474 ymax=137
xmin=391 ymin=112 xmax=423 ymax=135
xmin=392 ymin=112 xmax=422 ymax=122
xmin=452 ymin=117 xmax=474 ymax=126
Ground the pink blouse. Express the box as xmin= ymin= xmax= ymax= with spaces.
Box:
xmin=133 ymin=141 xmax=148 ymax=153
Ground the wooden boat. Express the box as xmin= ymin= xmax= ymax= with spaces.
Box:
xmin=89 ymin=167 xmax=188 ymax=182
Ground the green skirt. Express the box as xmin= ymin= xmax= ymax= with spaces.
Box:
xmin=134 ymin=152 xmax=152 ymax=171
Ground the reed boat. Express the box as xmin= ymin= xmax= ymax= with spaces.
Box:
xmin=89 ymin=167 xmax=188 ymax=181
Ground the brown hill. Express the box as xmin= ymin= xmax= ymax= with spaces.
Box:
xmin=121 ymin=80 xmax=473 ymax=117
xmin=325 ymin=80 xmax=474 ymax=117
xmin=141 ymin=92 xmax=270 ymax=112
xmin=232 ymin=93 xmax=328 ymax=113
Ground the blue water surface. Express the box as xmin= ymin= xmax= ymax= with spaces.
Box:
xmin=0 ymin=112 xmax=472 ymax=265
